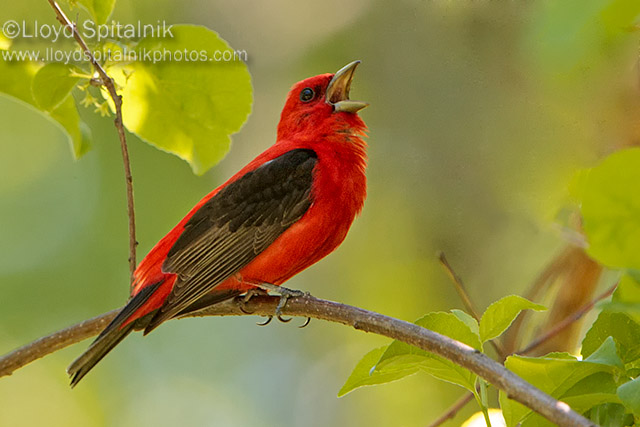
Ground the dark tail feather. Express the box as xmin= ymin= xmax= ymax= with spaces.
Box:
xmin=67 ymin=321 xmax=136 ymax=387
xmin=67 ymin=281 xmax=162 ymax=387
xmin=68 ymin=285 xmax=240 ymax=386
xmin=143 ymin=289 xmax=242 ymax=335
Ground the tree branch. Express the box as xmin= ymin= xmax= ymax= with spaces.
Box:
xmin=47 ymin=0 xmax=137 ymax=280
xmin=0 ymin=295 xmax=594 ymax=427
xmin=438 ymin=252 xmax=481 ymax=321
xmin=518 ymin=282 xmax=617 ymax=356
xmin=427 ymin=392 xmax=474 ymax=427
xmin=0 ymin=309 xmax=118 ymax=377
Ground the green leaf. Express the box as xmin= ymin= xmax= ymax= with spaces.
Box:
xmin=32 ymin=63 xmax=82 ymax=112
xmin=617 ymin=377 xmax=640 ymax=418
xmin=563 ymin=372 xmax=620 ymax=404
xmin=69 ymin=0 xmax=116 ymax=25
xmin=451 ymin=309 xmax=480 ymax=337
xmin=581 ymin=148 xmax=640 ymax=270
xmin=417 ymin=311 xmax=483 ymax=351
xmin=601 ymin=274 xmax=640 ymax=324
xmin=479 ymin=295 xmax=546 ymax=343
xmin=338 ymin=346 xmax=418 ymax=397
xmin=582 ymin=312 xmax=640 ymax=364
xmin=584 ymin=337 xmax=625 ymax=371
xmin=0 ymin=58 xmax=41 ymax=104
xmin=106 ymin=25 xmax=252 ymax=175
xmin=500 ymin=353 xmax=617 ymax=427
xmin=517 ymin=372 xmax=622 ymax=427
xmin=586 ymin=403 xmax=633 ymax=427
xmin=50 ymin=95 xmax=92 ymax=158
xmin=376 ymin=312 xmax=481 ymax=392
xmin=626 ymin=358 xmax=640 ymax=379
xmin=0 ymin=57 xmax=90 ymax=158
xmin=568 ymin=168 xmax=590 ymax=202
xmin=0 ymin=33 xmax=10 ymax=50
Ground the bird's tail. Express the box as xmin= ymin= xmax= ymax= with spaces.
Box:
xmin=67 ymin=320 xmax=136 ymax=387
xmin=68 ymin=282 xmax=241 ymax=387
xmin=67 ymin=281 xmax=162 ymax=387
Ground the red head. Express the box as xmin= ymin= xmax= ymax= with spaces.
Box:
xmin=276 ymin=61 xmax=368 ymax=141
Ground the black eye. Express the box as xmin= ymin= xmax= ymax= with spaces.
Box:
xmin=299 ymin=87 xmax=315 ymax=102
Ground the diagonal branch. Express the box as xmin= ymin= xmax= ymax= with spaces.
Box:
xmin=427 ymin=392 xmax=474 ymax=427
xmin=0 ymin=295 xmax=594 ymax=427
xmin=47 ymin=0 xmax=137 ymax=280
xmin=438 ymin=252 xmax=481 ymax=320
xmin=518 ymin=282 xmax=617 ymax=356
xmin=438 ymin=252 xmax=507 ymax=359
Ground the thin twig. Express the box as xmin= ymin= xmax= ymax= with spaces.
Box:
xmin=47 ymin=0 xmax=137 ymax=281
xmin=438 ymin=252 xmax=481 ymax=320
xmin=438 ymin=252 xmax=507 ymax=359
xmin=518 ymin=282 xmax=617 ymax=356
xmin=0 ymin=295 xmax=594 ymax=427
xmin=427 ymin=392 xmax=474 ymax=427
xmin=501 ymin=248 xmax=574 ymax=355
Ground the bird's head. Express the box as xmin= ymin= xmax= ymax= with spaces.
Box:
xmin=277 ymin=61 xmax=368 ymax=141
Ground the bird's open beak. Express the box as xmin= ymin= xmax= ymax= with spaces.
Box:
xmin=326 ymin=61 xmax=369 ymax=113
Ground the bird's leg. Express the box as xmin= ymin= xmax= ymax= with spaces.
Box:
xmin=253 ymin=282 xmax=311 ymax=325
xmin=236 ymin=287 xmax=274 ymax=325
xmin=238 ymin=288 xmax=270 ymax=314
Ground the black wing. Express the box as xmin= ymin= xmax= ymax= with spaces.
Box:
xmin=144 ymin=149 xmax=317 ymax=332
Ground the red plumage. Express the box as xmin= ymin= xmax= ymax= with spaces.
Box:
xmin=68 ymin=61 xmax=368 ymax=386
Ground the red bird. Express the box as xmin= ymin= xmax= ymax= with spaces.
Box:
xmin=68 ymin=61 xmax=369 ymax=386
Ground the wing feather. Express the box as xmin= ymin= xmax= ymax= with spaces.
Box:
xmin=144 ymin=149 xmax=317 ymax=332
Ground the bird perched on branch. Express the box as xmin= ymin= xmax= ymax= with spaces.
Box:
xmin=68 ymin=61 xmax=369 ymax=386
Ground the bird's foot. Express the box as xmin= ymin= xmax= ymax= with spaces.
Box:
xmin=253 ymin=283 xmax=311 ymax=327
xmin=238 ymin=288 xmax=270 ymax=314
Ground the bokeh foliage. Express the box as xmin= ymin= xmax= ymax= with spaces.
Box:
xmin=2 ymin=0 xmax=640 ymax=426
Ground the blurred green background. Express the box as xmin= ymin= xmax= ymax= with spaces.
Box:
xmin=1 ymin=1 xmax=639 ymax=426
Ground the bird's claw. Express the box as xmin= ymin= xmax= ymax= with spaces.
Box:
xmin=257 ymin=316 xmax=273 ymax=326
xmin=277 ymin=315 xmax=292 ymax=323
xmin=238 ymin=288 xmax=270 ymax=314
xmin=251 ymin=283 xmax=310 ymax=326
xmin=299 ymin=317 xmax=311 ymax=328
xmin=256 ymin=315 xmax=298 ymax=325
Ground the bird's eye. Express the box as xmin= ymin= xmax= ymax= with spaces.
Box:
xmin=299 ymin=87 xmax=315 ymax=102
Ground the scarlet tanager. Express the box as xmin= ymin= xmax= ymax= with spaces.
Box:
xmin=68 ymin=61 xmax=369 ymax=386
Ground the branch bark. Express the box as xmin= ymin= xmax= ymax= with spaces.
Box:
xmin=427 ymin=392 xmax=474 ymax=427
xmin=47 ymin=0 xmax=137 ymax=280
xmin=518 ymin=282 xmax=617 ymax=356
xmin=0 ymin=295 xmax=594 ymax=427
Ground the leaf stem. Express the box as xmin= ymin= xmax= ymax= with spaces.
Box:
xmin=46 ymin=0 xmax=137 ymax=282
xmin=478 ymin=378 xmax=492 ymax=427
